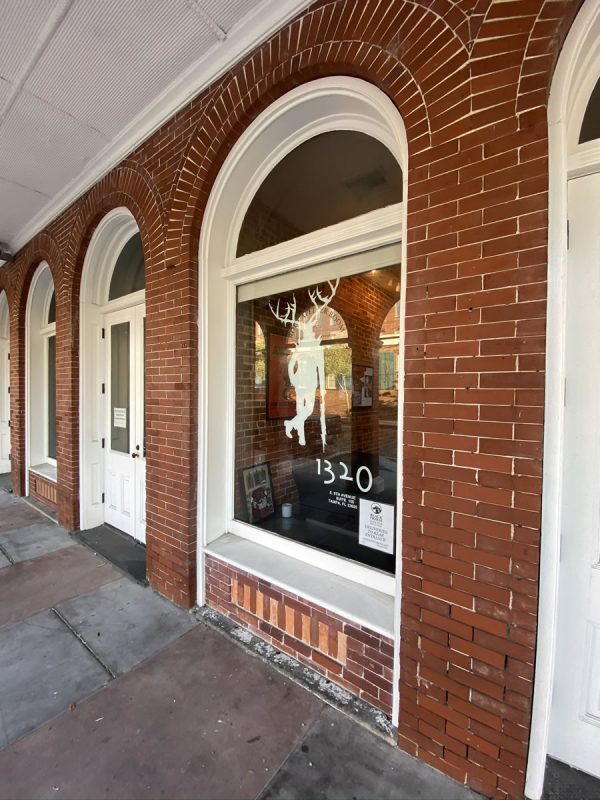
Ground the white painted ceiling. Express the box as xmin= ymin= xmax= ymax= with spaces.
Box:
xmin=0 ymin=0 xmax=311 ymax=256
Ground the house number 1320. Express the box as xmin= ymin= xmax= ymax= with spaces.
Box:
xmin=315 ymin=459 xmax=373 ymax=493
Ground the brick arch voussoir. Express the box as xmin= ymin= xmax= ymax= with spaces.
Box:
xmin=66 ymin=162 xmax=165 ymax=310
xmin=167 ymin=42 xmax=438 ymax=270
xmin=515 ymin=0 xmax=584 ymax=115
xmin=14 ymin=231 xmax=63 ymax=325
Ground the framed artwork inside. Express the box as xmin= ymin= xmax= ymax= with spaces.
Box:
xmin=266 ymin=332 xmax=296 ymax=419
xmin=241 ymin=462 xmax=275 ymax=523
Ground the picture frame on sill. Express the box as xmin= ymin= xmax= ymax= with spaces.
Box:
xmin=241 ymin=462 xmax=275 ymax=523
xmin=266 ymin=331 xmax=296 ymax=419
xmin=352 ymin=364 xmax=374 ymax=409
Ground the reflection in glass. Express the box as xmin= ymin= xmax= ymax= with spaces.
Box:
xmin=235 ymin=265 xmax=400 ymax=574
xmin=109 ymin=233 xmax=145 ymax=301
xmin=48 ymin=291 xmax=56 ymax=325
xmin=111 ymin=322 xmax=130 ymax=454
xmin=237 ymin=132 xmax=403 ymax=257
xmin=47 ymin=335 xmax=56 ymax=460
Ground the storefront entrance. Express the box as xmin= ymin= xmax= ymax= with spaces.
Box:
xmin=79 ymin=209 xmax=146 ymax=545
xmin=104 ymin=305 xmax=146 ymax=543
xmin=547 ymin=172 xmax=600 ymax=777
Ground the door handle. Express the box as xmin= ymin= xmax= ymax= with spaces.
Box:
xmin=131 ymin=452 xmax=139 ymax=459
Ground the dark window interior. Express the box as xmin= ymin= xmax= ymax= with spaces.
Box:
xmin=237 ymin=131 xmax=403 ymax=257
xmin=580 ymin=76 xmax=600 ymax=144
xmin=109 ymin=233 xmax=145 ymax=301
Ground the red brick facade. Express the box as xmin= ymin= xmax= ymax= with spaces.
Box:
xmin=0 ymin=1 xmax=587 ymax=797
xmin=206 ymin=555 xmax=395 ymax=714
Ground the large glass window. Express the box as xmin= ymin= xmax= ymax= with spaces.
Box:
xmin=235 ymin=262 xmax=400 ymax=574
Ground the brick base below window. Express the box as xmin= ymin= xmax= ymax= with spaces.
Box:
xmin=29 ymin=471 xmax=57 ymax=511
xmin=205 ymin=554 xmax=394 ymax=715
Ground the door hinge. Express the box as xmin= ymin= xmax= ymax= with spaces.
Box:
xmin=101 ymin=492 xmax=105 ymax=504
xmin=101 ymin=438 xmax=105 ymax=449
xmin=563 ymin=378 xmax=567 ymax=407
xmin=101 ymin=328 xmax=105 ymax=339
xmin=7 ymin=352 xmax=9 ymax=360
xmin=567 ymin=219 xmax=570 ymax=250
xmin=7 ymin=420 xmax=10 ymax=428
xmin=101 ymin=383 xmax=105 ymax=395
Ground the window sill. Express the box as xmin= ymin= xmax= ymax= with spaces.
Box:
xmin=204 ymin=533 xmax=395 ymax=637
xmin=30 ymin=463 xmax=57 ymax=482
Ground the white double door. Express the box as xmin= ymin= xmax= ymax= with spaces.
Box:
xmin=549 ymin=173 xmax=600 ymax=777
xmin=104 ymin=305 xmax=146 ymax=543
xmin=0 ymin=338 xmax=9 ymax=473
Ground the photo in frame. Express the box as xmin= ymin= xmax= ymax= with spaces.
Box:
xmin=241 ymin=462 xmax=275 ymax=523
xmin=352 ymin=364 xmax=374 ymax=409
xmin=266 ymin=331 xmax=296 ymax=419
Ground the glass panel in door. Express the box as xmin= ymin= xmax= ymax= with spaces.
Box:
xmin=110 ymin=322 xmax=130 ymax=454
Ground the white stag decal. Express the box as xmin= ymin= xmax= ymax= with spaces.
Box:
xmin=269 ymin=279 xmax=340 ymax=450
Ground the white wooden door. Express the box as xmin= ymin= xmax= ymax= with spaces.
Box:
xmin=549 ymin=173 xmax=600 ymax=776
xmin=104 ymin=305 xmax=146 ymax=543
xmin=0 ymin=339 xmax=9 ymax=473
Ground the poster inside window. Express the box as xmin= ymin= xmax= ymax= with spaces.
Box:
xmin=235 ymin=262 xmax=400 ymax=574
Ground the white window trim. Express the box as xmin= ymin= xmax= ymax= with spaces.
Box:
xmin=198 ymin=76 xmax=408 ymax=725
xmin=527 ymin=2 xmax=600 ymax=797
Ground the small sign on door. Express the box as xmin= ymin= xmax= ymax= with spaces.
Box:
xmin=113 ymin=407 xmax=127 ymax=429
xmin=359 ymin=499 xmax=394 ymax=554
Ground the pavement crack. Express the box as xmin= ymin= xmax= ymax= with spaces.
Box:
xmin=0 ymin=540 xmax=14 ymax=565
xmin=50 ymin=607 xmax=116 ymax=680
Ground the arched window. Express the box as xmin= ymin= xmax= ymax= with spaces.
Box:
xmin=202 ymin=77 xmax=406 ymax=606
xmin=108 ymin=232 xmax=145 ymax=300
xmin=27 ymin=264 xmax=56 ymax=477
xmin=237 ymin=131 xmax=403 ymax=256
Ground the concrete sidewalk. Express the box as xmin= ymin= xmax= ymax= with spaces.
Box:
xmin=0 ymin=484 xmax=480 ymax=800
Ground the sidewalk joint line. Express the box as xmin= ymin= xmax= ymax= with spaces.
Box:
xmin=51 ymin=607 xmax=117 ymax=680
xmin=0 ymin=540 xmax=14 ymax=565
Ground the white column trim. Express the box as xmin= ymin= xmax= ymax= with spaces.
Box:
xmin=527 ymin=2 xmax=600 ymax=797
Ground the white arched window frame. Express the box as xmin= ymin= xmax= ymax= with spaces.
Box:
xmin=528 ymin=3 xmax=600 ymax=797
xmin=198 ymin=78 xmax=408 ymax=703
xmin=26 ymin=263 xmax=57 ymax=489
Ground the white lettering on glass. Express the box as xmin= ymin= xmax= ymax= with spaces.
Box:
xmin=269 ymin=279 xmax=339 ymax=450
xmin=316 ymin=458 xmax=373 ymax=493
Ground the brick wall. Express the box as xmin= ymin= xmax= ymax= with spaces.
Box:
xmin=205 ymin=554 xmax=394 ymax=714
xmin=28 ymin=471 xmax=58 ymax=512
xmin=0 ymin=1 xmax=585 ymax=796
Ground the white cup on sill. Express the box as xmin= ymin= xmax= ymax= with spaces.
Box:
xmin=281 ymin=503 xmax=293 ymax=518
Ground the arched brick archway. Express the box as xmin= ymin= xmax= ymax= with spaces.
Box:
xmin=62 ymin=163 xmax=181 ymax=603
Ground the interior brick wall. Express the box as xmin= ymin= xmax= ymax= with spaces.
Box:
xmin=0 ymin=1 xmax=585 ymax=796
